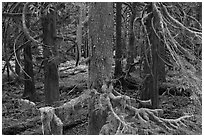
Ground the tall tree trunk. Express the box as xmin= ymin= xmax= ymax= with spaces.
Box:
xmin=126 ymin=3 xmax=136 ymax=71
xmin=42 ymin=8 xmax=59 ymax=105
xmin=140 ymin=3 xmax=152 ymax=103
xmin=114 ymin=2 xmax=123 ymax=77
xmin=76 ymin=4 xmax=83 ymax=66
xmin=22 ymin=15 xmax=36 ymax=101
xmin=141 ymin=3 xmax=162 ymax=109
xmin=87 ymin=2 xmax=113 ymax=135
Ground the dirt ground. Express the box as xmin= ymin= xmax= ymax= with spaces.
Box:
xmin=2 ymin=63 xmax=202 ymax=135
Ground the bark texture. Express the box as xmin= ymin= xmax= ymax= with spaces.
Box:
xmin=114 ymin=2 xmax=123 ymax=77
xmin=42 ymin=8 xmax=59 ymax=105
xmin=87 ymin=2 xmax=113 ymax=135
xmin=22 ymin=11 xmax=36 ymax=101
xmin=126 ymin=3 xmax=137 ymax=71
xmin=141 ymin=3 xmax=164 ymax=108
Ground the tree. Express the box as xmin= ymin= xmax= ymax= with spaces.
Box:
xmin=126 ymin=3 xmax=137 ymax=71
xmin=41 ymin=4 xmax=60 ymax=105
xmin=141 ymin=3 xmax=162 ymax=108
xmin=87 ymin=2 xmax=113 ymax=135
xmin=2 ymin=2 xmax=202 ymax=135
xmin=22 ymin=5 xmax=37 ymax=101
xmin=14 ymin=28 xmax=21 ymax=78
xmin=114 ymin=2 xmax=123 ymax=77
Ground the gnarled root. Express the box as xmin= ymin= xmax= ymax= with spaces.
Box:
xmin=105 ymin=90 xmax=193 ymax=134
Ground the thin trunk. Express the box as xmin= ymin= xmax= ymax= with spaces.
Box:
xmin=22 ymin=15 xmax=36 ymax=101
xmin=22 ymin=39 xmax=36 ymax=101
xmin=85 ymin=33 xmax=88 ymax=58
xmin=114 ymin=2 xmax=123 ymax=77
xmin=15 ymin=50 xmax=20 ymax=75
xmin=88 ymin=2 xmax=113 ymax=135
xmin=76 ymin=5 xmax=83 ymax=65
xmin=3 ymin=19 xmax=11 ymax=81
xmin=126 ymin=3 xmax=136 ymax=71
xmin=14 ymin=28 xmax=21 ymax=83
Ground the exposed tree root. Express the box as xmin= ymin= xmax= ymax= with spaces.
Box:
xmin=19 ymin=84 xmax=193 ymax=135
xmin=100 ymin=83 xmax=193 ymax=135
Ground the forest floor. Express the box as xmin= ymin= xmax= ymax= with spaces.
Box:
xmin=2 ymin=60 xmax=202 ymax=135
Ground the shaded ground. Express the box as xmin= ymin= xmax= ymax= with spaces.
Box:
xmin=2 ymin=61 xmax=202 ymax=135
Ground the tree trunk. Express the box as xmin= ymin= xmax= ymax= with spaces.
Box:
xmin=141 ymin=3 xmax=162 ymax=109
xmin=42 ymin=8 xmax=59 ymax=105
xmin=114 ymin=2 xmax=123 ymax=77
xmin=140 ymin=3 xmax=152 ymax=104
xmin=126 ymin=3 xmax=137 ymax=71
xmin=22 ymin=38 xmax=36 ymax=101
xmin=14 ymin=28 xmax=21 ymax=84
xmin=22 ymin=17 xmax=36 ymax=101
xmin=3 ymin=20 xmax=11 ymax=81
xmin=158 ymin=40 xmax=166 ymax=82
xmin=87 ymin=2 xmax=113 ymax=135
xmin=76 ymin=4 xmax=83 ymax=66
xmin=15 ymin=50 xmax=20 ymax=75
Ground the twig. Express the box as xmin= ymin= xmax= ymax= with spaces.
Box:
xmin=67 ymin=85 xmax=77 ymax=95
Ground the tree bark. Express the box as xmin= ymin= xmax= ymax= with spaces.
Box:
xmin=141 ymin=3 xmax=162 ymax=109
xmin=157 ymin=40 xmax=166 ymax=82
xmin=42 ymin=7 xmax=59 ymax=105
xmin=22 ymin=38 xmax=36 ymax=101
xmin=15 ymin=50 xmax=20 ymax=75
xmin=87 ymin=2 xmax=113 ymax=135
xmin=114 ymin=2 xmax=123 ymax=77
xmin=22 ymin=15 xmax=36 ymax=101
xmin=126 ymin=3 xmax=137 ymax=71
xmin=140 ymin=3 xmax=152 ymax=104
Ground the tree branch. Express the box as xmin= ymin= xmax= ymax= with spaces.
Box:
xmin=160 ymin=3 xmax=202 ymax=38
xmin=22 ymin=2 xmax=41 ymax=45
